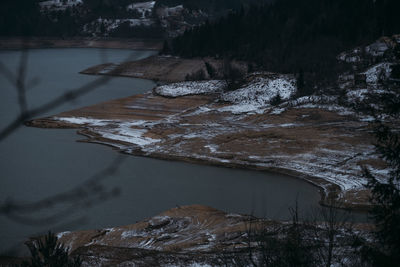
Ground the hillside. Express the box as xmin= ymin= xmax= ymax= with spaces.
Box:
xmin=169 ymin=0 xmax=400 ymax=89
xmin=0 ymin=0 xmax=265 ymax=39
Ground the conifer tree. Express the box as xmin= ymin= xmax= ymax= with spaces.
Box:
xmin=361 ymin=84 xmax=400 ymax=266
xmin=21 ymin=232 xmax=82 ymax=267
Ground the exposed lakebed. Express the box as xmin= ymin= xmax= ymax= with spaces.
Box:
xmin=0 ymin=48 xmax=355 ymax=256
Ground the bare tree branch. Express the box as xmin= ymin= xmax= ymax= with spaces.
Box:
xmin=0 ymin=41 xmax=142 ymax=240
xmin=0 ymin=155 xmax=125 ymax=225
xmin=16 ymin=49 xmax=28 ymax=115
xmin=0 ymin=47 xmax=139 ymax=142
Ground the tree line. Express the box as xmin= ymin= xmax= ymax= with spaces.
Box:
xmin=0 ymin=0 xmax=270 ymax=38
xmin=169 ymin=0 xmax=400 ymax=88
xmin=0 ymin=0 xmax=159 ymax=37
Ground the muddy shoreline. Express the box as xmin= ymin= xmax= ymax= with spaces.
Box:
xmin=77 ymin=129 xmax=370 ymax=212
xmin=27 ymin=90 xmax=376 ymax=212
xmin=4 ymin=204 xmax=371 ymax=266
xmin=0 ymin=37 xmax=163 ymax=50
xmin=22 ymin=49 xmax=380 ymax=212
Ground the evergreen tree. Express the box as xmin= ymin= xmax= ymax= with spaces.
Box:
xmin=361 ymin=85 xmax=400 ymax=266
xmin=296 ymin=69 xmax=306 ymax=96
xmin=21 ymin=232 xmax=82 ymax=267
xmin=171 ymin=0 xmax=400 ymax=89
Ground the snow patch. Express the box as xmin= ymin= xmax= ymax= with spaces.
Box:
xmin=184 ymin=106 xmax=213 ymax=116
xmin=346 ymin=89 xmax=369 ymax=102
xmin=57 ymin=231 xmax=71 ymax=239
xmin=220 ymin=76 xmax=296 ymax=114
xmin=83 ymin=17 xmax=156 ymax=36
xmin=39 ymin=0 xmax=82 ymax=11
xmin=363 ymin=62 xmax=392 ymax=84
xmin=218 ymin=103 xmax=267 ymax=114
xmin=99 ymin=123 xmax=160 ymax=147
xmin=121 ymin=230 xmax=140 ymax=239
xmin=56 ymin=117 xmax=111 ymax=126
xmin=55 ymin=117 xmax=159 ymax=148
xmin=127 ymin=1 xmax=155 ymax=18
xmin=365 ymin=41 xmax=390 ymax=57
xmin=270 ymin=107 xmax=286 ymax=115
xmin=166 ymin=264 xmax=212 ymax=267
xmin=154 ymin=80 xmax=224 ymax=97
xmin=205 ymin=144 xmax=218 ymax=153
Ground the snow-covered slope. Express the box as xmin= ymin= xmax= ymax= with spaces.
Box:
xmin=219 ymin=74 xmax=296 ymax=114
xmin=83 ymin=18 xmax=156 ymax=36
xmin=153 ymin=73 xmax=296 ymax=113
xmin=39 ymin=0 xmax=82 ymax=11
xmin=127 ymin=1 xmax=156 ymax=18
xmin=363 ymin=62 xmax=393 ymax=84
xmin=154 ymin=80 xmax=225 ymax=97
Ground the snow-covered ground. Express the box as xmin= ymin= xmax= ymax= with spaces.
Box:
xmin=219 ymin=75 xmax=296 ymax=114
xmin=83 ymin=17 xmax=156 ymax=36
xmin=338 ymin=36 xmax=396 ymax=62
xmin=363 ymin=62 xmax=393 ymax=84
xmin=154 ymin=80 xmax=225 ymax=97
xmin=272 ymin=95 xmax=355 ymax=117
xmin=85 ymin=17 xmax=155 ymax=32
xmin=56 ymin=117 xmax=112 ymax=126
xmin=56 ymin=117 xmax=160 ymax=148
xmin=222 ymin=76 xmax=296 ymax=104
xmin=149 ymin=73 xmax=389 ymax=197
xmin=127 ymin=1 xmax=156 ymax=18
xmin=49 ymin=69 xmax=394 ymax=207
xmin=39 ymin=0 xmax=82 ymax=11
xmin=155 ymin=75 xmax=296 ymax=113
xmin=52 ymin=203 xmax=371 ymax=266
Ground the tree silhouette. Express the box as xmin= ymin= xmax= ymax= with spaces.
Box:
xmin=21 ymin=232 xmax=81 ymax=267
xmin=360 ymin=83 xmax=400 ymax=266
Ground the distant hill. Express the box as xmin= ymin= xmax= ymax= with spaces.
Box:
xmin=155 ymin=0 xmax=265 ymax=13
xmin=169 ymin=0 xmax=400 ymax=87
xmin=0 ymin=0 xmax=266 ymax=38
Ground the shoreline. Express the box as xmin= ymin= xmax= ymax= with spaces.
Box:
xmin=27 ymin=87 xmax=378 ymax=213
xmin=80 ymin=55 xmax=248 ymax=83
xmin=76 ymin=129 xmax=369 ymax=213
xmin=2 ymin=204 xmax=373 ymax=266
xmin=0 ymin=37 xmax=163 ymax=51
xmin=20 ymin=49 xmax=382 ymax=212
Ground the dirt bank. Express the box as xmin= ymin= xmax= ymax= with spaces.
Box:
xmin=0 ymin=37 xmax=163 ymax=50
xmin=81 ymin=55 xmax=248 ymax=83
xmin=23 ymin=205 xmax=372 ymax=266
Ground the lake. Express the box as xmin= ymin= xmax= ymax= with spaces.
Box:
xmin=0 ymin=48 xmax=350 ymax=256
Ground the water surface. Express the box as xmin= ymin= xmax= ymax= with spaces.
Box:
xmin=0 ymin=48 xmax=344 ymax=256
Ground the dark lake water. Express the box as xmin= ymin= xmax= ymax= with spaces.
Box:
xmin=0 ymin=49 xmax=362 ymax=256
